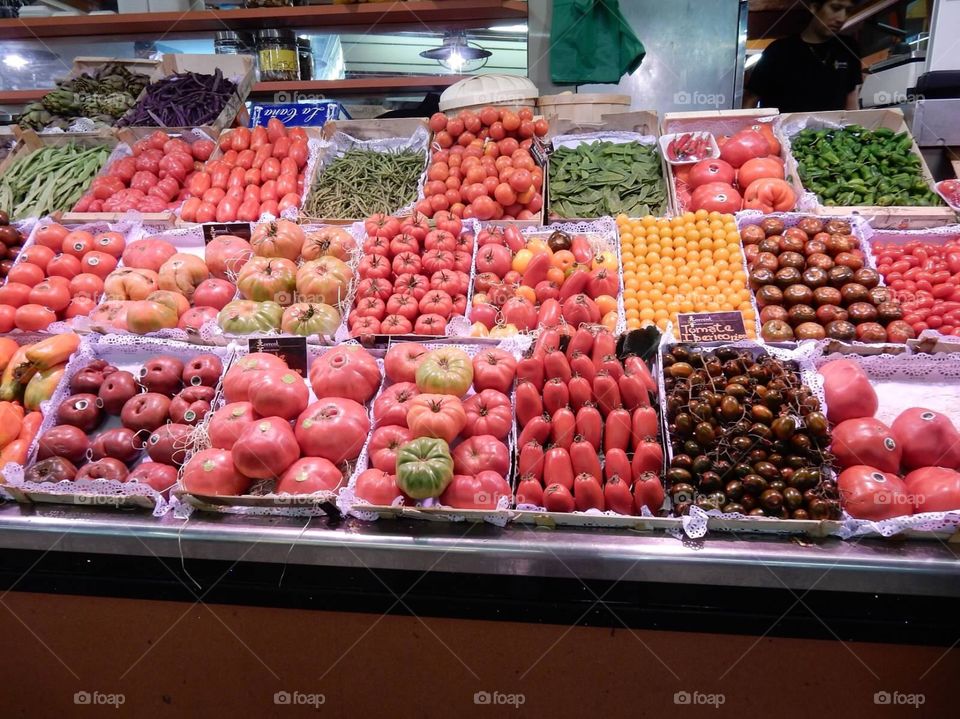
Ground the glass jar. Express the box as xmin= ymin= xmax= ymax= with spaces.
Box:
xmin=297 ymin=37 xmax=314 ymax=82
xmin=256 ymin=29 xmax=300 ymax=82
xmin=244 ymin=0 xmax=292 ymax=8
xmin=214 ymin=31 xmax=253 ymax=55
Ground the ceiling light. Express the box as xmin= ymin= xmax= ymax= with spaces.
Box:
xmin=487 ymin=24 xmax=528 ymax=33
xmin=3 ymin=54 xmax=28 ymax=70
xmin=745 ymin=53 xmax=762 ymax=69
xmin=420 ymin=32 xmax=491 ymax=73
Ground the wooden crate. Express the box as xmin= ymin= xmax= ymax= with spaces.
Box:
xmin=537 ymin=92 xmax=631 ymax=126
xmin=58 ymin=126 xmax=206 ymax=226
xmin=779 ymin=108 xmax=956 ymax=229
xmin=0 ymin=127 xmax=117 ymax=220
xmin=121 ymin=53 xmax=255 ymax=137
xmin=659 ymin=109 xmax=806 ymax=216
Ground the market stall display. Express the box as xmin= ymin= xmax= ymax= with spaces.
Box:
xmin=346 ymin=213 xmax=475 ymax=337
xmin=778 ymin=109 xmax=953 ymax=228
xmin=17 ymin=59 xmax=159 ymax=132
xmin=0 ymin=138 xmax=112 ymax=220
xmin=662 ymin=111 xmax=800 ymax=215
xmin=512 ymin=327 xmax=665 ymax=517
xmin=740 ymin=214 xmax=911 ymax=343
xmin=5 ymin=335 xmax=229 ymax=511
xmin=179 ymin=121 xmax=311 ymax=222
xmin=177 ymin=342 xmax=381 ymax=515
xmin=417 ymin=107 xmax=546 ymax=222
xmin=869 ymin=225 xmax=960 ymax=339
xmin=616 ymin=211 xmax=754 ymax=333
xmin=0 ymin=333 xmax=76 ymax=467
xmin=814 ymin=350 xmax=960 ymax=532
xmin=470 ymin=220 xmax=621 ymax=336
xmin=662 ymin=342 xmax=840 ymax=520
xmin=548 ymin=138 xmax=667 ymax=219
xmin=1 ymin=220 xmax=140 ymax=332
xmin=305 ymin=148 xmax=425 ymax=220
xmin=305 ymin=120 xmax=428 ymax=222
xmin=789 ymin=125 xmax=939 ymax=209
xmin=67 ymin=129 xmax=216 ymax=219
xmin=348 ymin=341 xmax=515 ymax=516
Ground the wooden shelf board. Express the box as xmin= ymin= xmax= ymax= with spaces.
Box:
xmin=0 ymin=0 xmax=528 ymax=40
xmin=0 ymin=75 xmax=466 ymax=105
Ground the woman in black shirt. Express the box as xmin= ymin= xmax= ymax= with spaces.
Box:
xmin=744 ymin=0 xmax=863 ymax=112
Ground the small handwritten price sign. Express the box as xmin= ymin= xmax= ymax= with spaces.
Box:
xmin=247 ymin=336 xmax=308 ymax=376
xmin=676 ymin=311 xmax=748 ymax=343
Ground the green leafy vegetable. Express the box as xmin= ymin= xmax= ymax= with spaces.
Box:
xmin=548 ymin=140 xmax=667 ymax=218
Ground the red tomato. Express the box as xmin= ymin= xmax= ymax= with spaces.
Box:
xmin=0 ymin=282 xmax=32 ymax=307
xmin=904 ymin=466 xmax=960 ymax=513
xmin=543 ymin=482 xmax=575 ymax=512
xmin=64 ymin=296 xmax=95 ymax=318
xmin=892 ymin=407 xmax=960 ymax=470
xmin=0 ymin=305 xmax=15 ymax=332
xmin=688 ymin=158 xmax=736 ymax=189
xmin=79 ymin=251 xmax=118 ymax=279
xmin=247 ymin=369 xmax=310 ymax=421
xmin=719 ymin=128 xmax=770 ymax=168
xmin=15 ymin=304 xmax=56 ymax=331
xmin=34 ymin=222 xmax=69 ymax=250
xmin=354 ymin=468 xmax=403 ymax=505
xmin=61 ymin=231 xmax=94 ymax=259
xmin=182 ymin=448 xmax=252 ymax=496
xmin=690 ymin=182 xmax=742 ymax=213
xmin=295 ymin=398 xmax=370 ymax=463
xmin=831 ymin=417 xmax=901 ymax=474
xmin=45 ymin=254 xmax=82 ymax=280
xmin=838 ymin=465 xmax=912 ymax=520
xmin=28 ymin=280 xmax=70 ymax=312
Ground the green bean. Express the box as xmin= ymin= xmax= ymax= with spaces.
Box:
xmin=305 ymin=148 xmax=424 ymax=219
xmin=0 ymin=143 xmax=108 ymax=218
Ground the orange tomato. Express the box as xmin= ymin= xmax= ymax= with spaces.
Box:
xmin=595 ymin=294 xmax=618 ymax=317
xmin=600 ymin=311 xmax=618 ymax=332
xmin=551 ymin=250 xmax=575 ymax=271
xmin=512 ymin=248 xmax=533 ymax=273
xmin=516 ymin=285 xmax=536 ymax=304
xmin=546 ymin=267 xmax=565 ymax=286
xmin=525 ymin=239 xmax=552 ymax=256
xmin=472 ymin=292 xmax=490 ymax=306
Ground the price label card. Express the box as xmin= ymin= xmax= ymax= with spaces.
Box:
xmin=203 ymin=222 xmax=252 ymax=244
xmin=247 ymin=336 xmax=308 ymax=376
xmin=676 ymin=311 xmax=748 ymax=343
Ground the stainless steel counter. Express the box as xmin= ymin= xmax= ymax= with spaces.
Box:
xmin=1 ymin=502 xmax=958 ymax=598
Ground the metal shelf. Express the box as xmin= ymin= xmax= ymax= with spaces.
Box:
xmin=0 ymin=503 xmax=957 ymax=597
